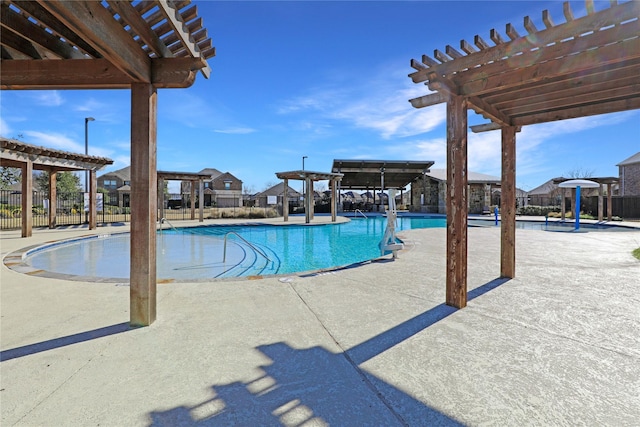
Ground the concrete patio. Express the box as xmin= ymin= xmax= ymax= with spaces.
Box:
xmin=1 ymin=218 xmax=639 ymax=426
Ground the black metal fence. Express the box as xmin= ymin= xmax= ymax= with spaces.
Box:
xmin=1 ymin=191 xmax=281 ymax=230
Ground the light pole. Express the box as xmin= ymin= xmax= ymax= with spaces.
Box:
xmin=84 ymin=117 xmax=95 ymax=192
xmin=302 ymin=155 xmax=308 ymax=208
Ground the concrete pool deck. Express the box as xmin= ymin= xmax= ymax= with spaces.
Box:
xmin=1 ymin=217 xmax=639 ymax=426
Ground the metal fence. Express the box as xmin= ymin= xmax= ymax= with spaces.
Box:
xmin=0 ymin=191 xmax=281 ymax=230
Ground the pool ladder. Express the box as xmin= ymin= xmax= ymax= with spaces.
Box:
xmin=159 ymin=218 xmax=179 ymax=233
xmin=355 ymin=209 xmax=368 ymax=219
xmin=223 ymin=231 xmax=272 ymax=265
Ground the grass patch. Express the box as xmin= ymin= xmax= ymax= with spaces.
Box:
xmin=633 ymin=248 xmax=640 ymax=261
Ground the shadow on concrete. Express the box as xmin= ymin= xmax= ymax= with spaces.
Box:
xmin=0 ymin=322 xmax=131 ymax=362
xmin=148 ymin=277 xmax=509 ymax=425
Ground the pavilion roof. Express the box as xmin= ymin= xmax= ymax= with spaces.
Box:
xmin=1 ymin=137 xmax=113 ymax=171
xmin=331 ymin=160 xmax=434 ymax=189
xmin=408 ymin=1 xmax=640 ymax=130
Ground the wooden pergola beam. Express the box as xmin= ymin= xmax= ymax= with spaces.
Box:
xmin=38 ymin=0 xmax=151 ymax=82
xmin=0 ymin=57 xmax=204 ymax=89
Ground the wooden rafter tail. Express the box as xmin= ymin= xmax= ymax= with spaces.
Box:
xmin=563 ymin=2 xmax=574 ymax=22
xmin=408 ymin=92 xmax=446 ymax=109
xmin=460 ymin=39 xmax=477 ymax=55
xmin=490 ymin=29 xmax=505 ymax=45
xmin=410 ymin=58 xmax=427 ymax=70
xmin=434 ymin=49 xmax=452 ymax=63
xmin=523 ymin=16 xmax=538 ymax=34
xmin=422 ymin=54 xmax=438 ymax=67
xmin=474 ymin=34 xmax=490 ymax=50
xmin=542 ymin=10 xmax=555 ymax=29
xmin=446 ymin=45 xmax=464 ymax=59
xmin=505 ymin=23 xmax=520 ymax=40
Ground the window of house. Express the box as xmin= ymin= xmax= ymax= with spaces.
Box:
xmin=224 ymin=181 xmax=232 ymax=190
xmin=103 ymin=179 xmax=117 ymax=189
xmin=124 ymin=180 xmax=130 ymax=186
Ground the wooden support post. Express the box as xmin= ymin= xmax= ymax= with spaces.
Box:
xmin=331 ymin=179 xmax=337 ymax=222
xmin=607 ymin=183 xmax=613 ymax=220
xmin=501 ymin=126 xmax=517 ymax=279
xmin=571 ymin=188 xmax=577 ymax=218
xmin=157 ymin=177 xmax=165 ymax=221
xmin=445 ymin=95 xmax=468 ymax=309
xmin=283 ymin=178 xmax=289 ymax=222
xmin=198 ymin=179 xmax=204 ymax=222
xmin=598 ymin=184 xmax=604 ymax=222
xmin=561 ymin=188 xmax=566 ymax=220
xmin=89 ymin=170 xmax=97 ymax=230
xmin=130 ymin=83 xmax=157 ymax=327
xmin=190 ymin=180 xmax=196 ymax=220
xmin=48 ymin=170 xmax=57 ymax=229
xmin=21 ymin=160 xmax=33 ymax=237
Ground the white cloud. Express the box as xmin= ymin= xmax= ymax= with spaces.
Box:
xmin=213 ymin=127 xmax=256 ymax=134
xmin=23 ymin=131 xmax=82 ymax=152
xmin=74 ymin=98 xmax=107 ymax=113
xmin=275 ymin=68 xmax=447 ymax=140
xmin=31 ymin=91 xmax=64 ymax=107
xmin=0 ymin=117 xmax=11 ymax=137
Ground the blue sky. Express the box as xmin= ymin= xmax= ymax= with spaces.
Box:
xmin=1 ymin=0 xmax=638 ymax=193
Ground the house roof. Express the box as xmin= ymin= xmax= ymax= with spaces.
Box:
xmin=198 ymin=168 xmax=223 ymax=179
xmin=256 ymin=182 xmax=301 ymax=198
xmin=617 ymin=152 xmax=640 ymax=166
xmin=426 ymin=169 xmax=501 ymax=184
xmin=100 ymin=166 xmax=131 ymax=181
xmin=528 ymin=178 xmax=561 ymax=195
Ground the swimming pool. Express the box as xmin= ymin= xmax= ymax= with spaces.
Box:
xmin=21 ymin=216 xmax=447 ymax=281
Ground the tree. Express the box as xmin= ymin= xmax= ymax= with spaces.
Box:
xmin=35 ymin=171 xmax=82 ymax=195
xmin=0 ymin=167 xmax=21 ymax=190
xmin=565 ymin=167 xmax=595 ymax=179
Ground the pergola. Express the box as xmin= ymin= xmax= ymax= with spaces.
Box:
xmin=275 ymin=170 xmax=343 ymax=223
xmin=553 ymin=176 xmax=620 ymax=222
xmin=332 ymin=160 xmax=435 ymax=206
xmin=408 ymin=0 xmax=640 ymax=308
xmin=1 ymin=1 xmax=215 ymax=326
xmin=157 ymin=170 xmax=211 ymax=223
xmin=0 ymin=137 xmax=114 ymax=236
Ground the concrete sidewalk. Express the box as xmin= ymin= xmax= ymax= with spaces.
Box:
xmin=1 ymin=220 xmax=639 ymax=426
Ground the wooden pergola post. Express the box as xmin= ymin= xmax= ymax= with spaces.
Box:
xmin=561 ymin=188 xmax=566 ymax=220
xmin=446 ymin=95 xmax=468 ymax=309
xmin=48 ymin=171 xmax=57 ymax=229
xmin=21 ymin=159 xmax=33 ymax=238
xmin=130 ymin=83 xmax=157 ymax=327
xmin=283 ymin=178 xmax=289 ymax=222
xmin=501 ymin=126 xmax=516 ymax=278
xmin=598 ymin=183 xmax=604 ymax=222
xmin=89 ymin=170 xmax=97 ymax=229
xmin=198 ymin=179 xmax=204 ymax=222
xmin=190 ymin=180 xmax=196 ymax=220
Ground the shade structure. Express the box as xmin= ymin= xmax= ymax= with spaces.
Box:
xmin=558 ymin=179 xmax=600 ymax=188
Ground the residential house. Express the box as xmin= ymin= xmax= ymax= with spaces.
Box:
xmin=617 ymin=152 xmax=640 ymax=196
xmin=254 ymin=182 xmax=301 ymax=208
xmin=180 ymin=168 xmax=243 ymax=208
xmin=527 ymin=178 xmax=562 ymax=207
xmin=411 ymin=169 xmax=502 ymax=214
xmin=97 ymin=166 xmax=131 ymax=207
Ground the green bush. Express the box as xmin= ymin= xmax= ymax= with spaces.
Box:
xmin=517 ymin=205 xmax=560 ymax=216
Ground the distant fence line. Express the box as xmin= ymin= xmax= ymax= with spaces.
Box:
xmin=0 ymin=191 xmax=281 ymax=230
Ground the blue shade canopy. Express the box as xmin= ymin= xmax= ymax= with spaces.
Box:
xmin=558 ymin=179 xmax=600 ymax=188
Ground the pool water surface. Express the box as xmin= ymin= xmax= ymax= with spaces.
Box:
xmin=24 ymin=216 xmax=446 ymax=281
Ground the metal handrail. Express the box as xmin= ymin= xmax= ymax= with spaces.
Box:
xmin=355 ymin=209 xmax=368 ymax=219
xmin=223 ymin=231 xmax=272 ymax=264
xmin=159 ymin=218 xmax=179 ymax=233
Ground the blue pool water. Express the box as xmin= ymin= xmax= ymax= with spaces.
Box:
xmin=25 ymin=216 xmax=447 ymax=281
